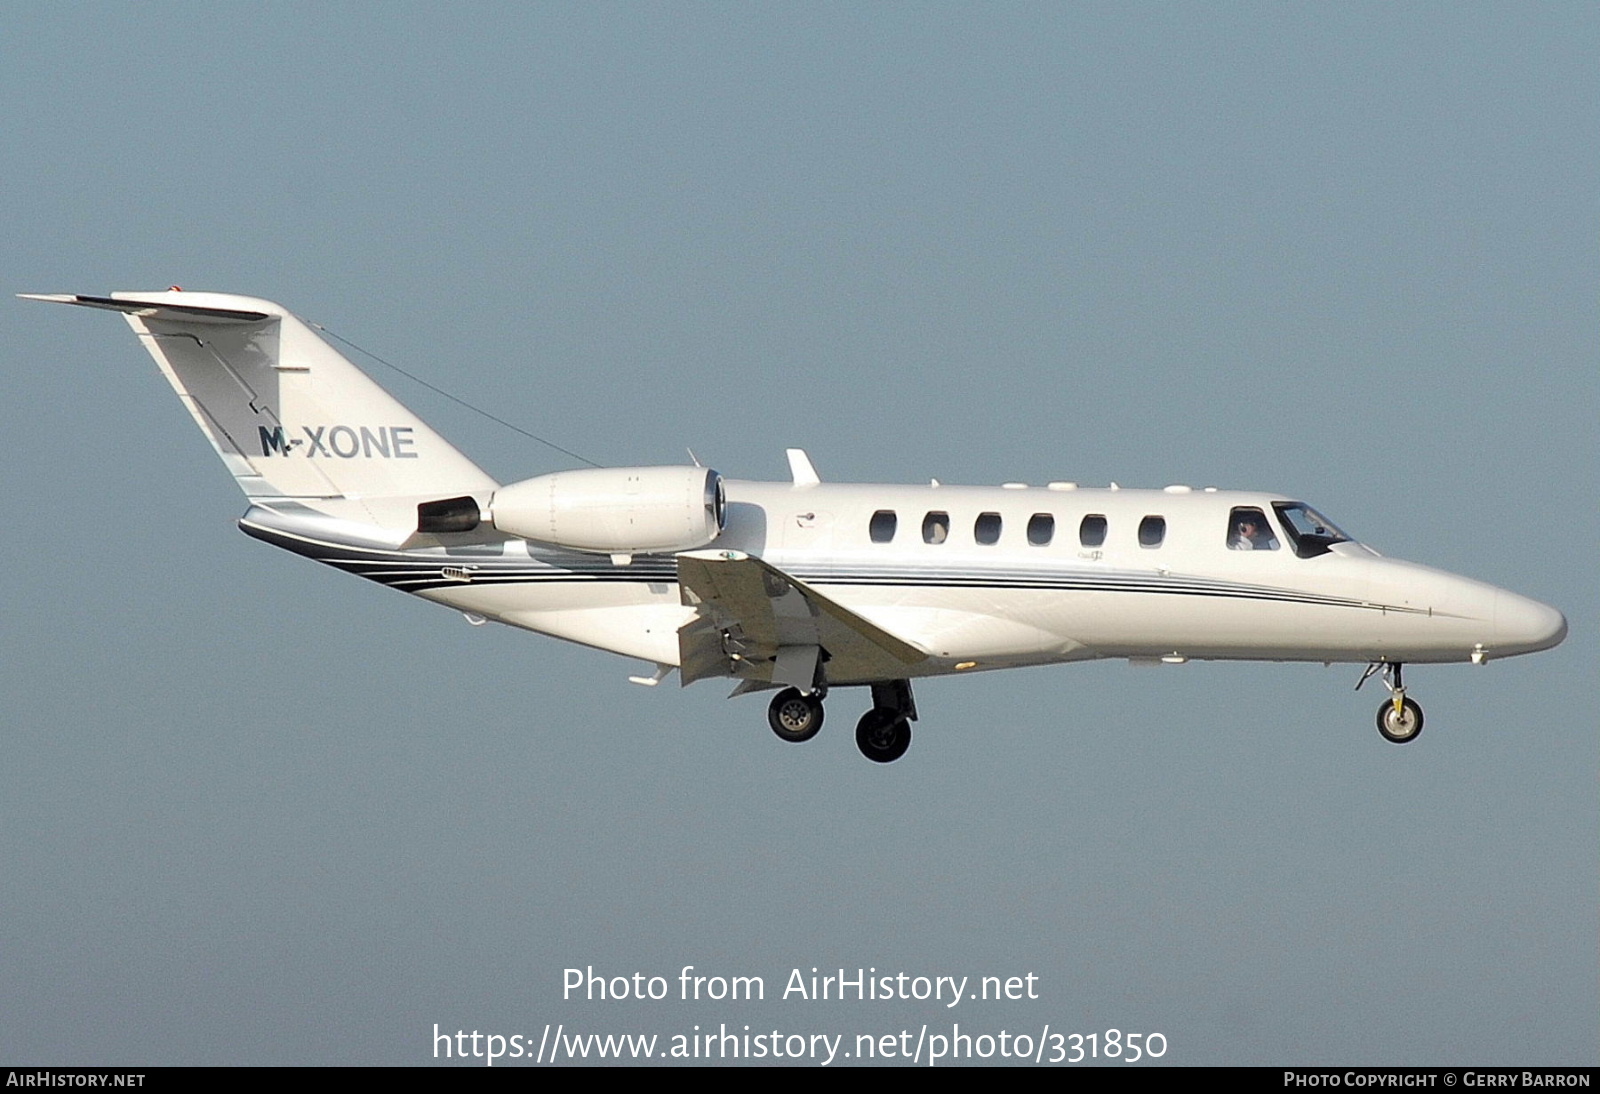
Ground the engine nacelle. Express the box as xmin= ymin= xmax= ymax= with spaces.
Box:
xmin=489 ymin=466 xmax=725 ymax=554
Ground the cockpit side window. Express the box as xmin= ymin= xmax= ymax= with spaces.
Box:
xmin=1227 ymin=507 xmax=1279 ymax=551
xmin=1271 ymin=502 xmax=1352 ymax=559
xmin=869 ymin=510 xmax=898 ymax=543
xmin=922 ymin=511 xmax=950 ymax=544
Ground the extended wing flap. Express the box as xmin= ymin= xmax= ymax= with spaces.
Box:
xmin=676 ymin=550 xmax=926 ymax=687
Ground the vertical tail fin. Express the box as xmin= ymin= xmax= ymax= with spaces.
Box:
xmin=23 ymin=291 xmax=498 ymax=529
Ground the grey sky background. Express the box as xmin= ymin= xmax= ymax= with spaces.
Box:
xmin=2 ymin=3 xmax=1594 ymax=1066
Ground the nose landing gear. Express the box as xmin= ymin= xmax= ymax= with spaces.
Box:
xmin=1377 ymin=696 xmax=1424 ymax=743
xmin=1358 ymin=662 xmax=1424 ymax=744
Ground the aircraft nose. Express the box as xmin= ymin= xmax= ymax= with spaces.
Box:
xmin=1495 ymin=590 xmax=1568 ymax=656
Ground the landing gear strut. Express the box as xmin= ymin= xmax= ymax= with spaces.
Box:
xmin=855 ymin=680 xmax=916 ymax=763
xmin=1359 ymin=662 xmax=1424 ymax=744
xmin=767 ymin=687 xmax=824 ymax=743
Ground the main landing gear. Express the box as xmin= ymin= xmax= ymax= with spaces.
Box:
xmin=855 ymin=707 xmax=911 ymax=764
xmin=765 ymin=679 xmax=917 ymax=763
xmin=767 ymin=687 xmax=824 ymax=742
xmin=1357 ymin=662 xmax=1424 ymax=744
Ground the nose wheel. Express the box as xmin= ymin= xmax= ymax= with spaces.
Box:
xmin=1359 ymin=662 xmax=1424 ymax=744
xmin=1377 ymin=696 xmax=1424 ymax=743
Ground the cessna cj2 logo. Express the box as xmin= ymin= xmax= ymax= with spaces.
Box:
xmin=259 ymin=425 xmax=419 ymax=458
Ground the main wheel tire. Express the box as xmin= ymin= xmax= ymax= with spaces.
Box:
xmin=768 ymin=688 xmax=823 ymax=743
xmin=1376 ymin=697 xmax=1424 ymax=744
xmin=855 ymin=707 xmax=912 ymax=763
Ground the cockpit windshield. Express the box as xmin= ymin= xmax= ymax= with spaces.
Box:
xmin=1271 ymin=502 xmax=1354 ymax=559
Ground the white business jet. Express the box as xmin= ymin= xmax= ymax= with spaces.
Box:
xmin=24 ymin=291 xmax=1567 ymax=763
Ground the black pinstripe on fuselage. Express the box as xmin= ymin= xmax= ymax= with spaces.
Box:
xmin=238 ymin=517 xmax=1427 ymax=616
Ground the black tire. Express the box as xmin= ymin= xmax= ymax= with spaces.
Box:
xmin=855 ymin=707 xmax=912 ymax=763
xmin=1376 ymin=697 xmax=1424 ymax=744
xmin=768 ymin=688 xmax=823 ymax=743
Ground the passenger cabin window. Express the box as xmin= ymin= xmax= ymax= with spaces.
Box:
xmin=1138 ymin=515 xmax=1166 ymax=548
xmin=974 ymin=512 xmax=1002 ymax=545
xmin=1272 ymin=502 xmax=1352 ymax=559
xmin=922 ymin=511 xmax=950 ymax=544
xmin=1227 ymin=507 xmax=1279 ymax=551
xmin=1027 ymin=513 xmax=1055 ymax=546
xmin=869 ymin=510 xmax=898 ymax=543
xmin=1079 ymin=514 xmax=1107 ymax=548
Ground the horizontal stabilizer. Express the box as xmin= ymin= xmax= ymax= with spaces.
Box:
xmin=20 ymin=293 xmax=271 ymax=324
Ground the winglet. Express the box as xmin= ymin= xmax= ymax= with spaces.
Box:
xmin=786 ymin=448 xmax=820 ymax=487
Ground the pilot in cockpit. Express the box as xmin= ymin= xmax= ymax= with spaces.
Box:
xmin=1229 ymin=510 xmax=1279 ymax=551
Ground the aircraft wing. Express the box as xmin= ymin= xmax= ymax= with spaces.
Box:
xmin=676 ymin=550 xmax=927 ymax=689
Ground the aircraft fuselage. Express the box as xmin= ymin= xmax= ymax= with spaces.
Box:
xmin=240 ymin=479 xmax=1566 ymax=682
